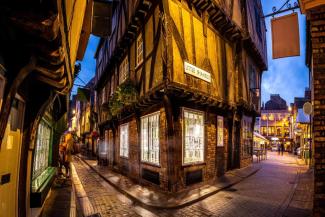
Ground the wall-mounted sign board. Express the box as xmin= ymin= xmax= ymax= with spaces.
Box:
xmin=184 ymin=61 xmax=211 ymax=83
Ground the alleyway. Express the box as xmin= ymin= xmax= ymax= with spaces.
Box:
xmin=71 ymin=152 xmax=313 ymax=217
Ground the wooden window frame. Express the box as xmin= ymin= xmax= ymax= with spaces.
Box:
xmin=140 ymin=111 xmax=160 ymax=166
xmin=182 ymin=108 xmax=205 ymax=165
xmin=136 ymin=33 xmax=144 ymax=66
xmin=119 ymin=123 xmax=129 ymax=158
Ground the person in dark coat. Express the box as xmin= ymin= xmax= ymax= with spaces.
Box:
xmin=281 ymin=143 xmax=285 ymax=156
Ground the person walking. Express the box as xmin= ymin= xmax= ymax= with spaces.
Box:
xmin=281 ymin=142 xmax=285 ymax=156
xmin=58 ymin=137 xmax=67 ymax=176
xmin=64 ymin=133 xmax=74 ymax=178
xmin=277 ymin=143 xmax=281 ymax=155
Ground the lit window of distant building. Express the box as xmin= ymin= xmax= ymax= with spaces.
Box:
xmin=269 ymin=114 xmax=274 ymax=121
xmin=183 ymin=109 xmax=204 ymax=164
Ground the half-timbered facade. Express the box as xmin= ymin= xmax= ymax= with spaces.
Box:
xmin=95 ymin=0 xmax=267 ymax=192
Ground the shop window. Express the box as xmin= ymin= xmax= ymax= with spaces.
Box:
xmin=141 ymin=112 xmax=160 ymax=165
xmin=136 ymin=33 xmax=143 ymax=66
xmin=32 ymin=120 xmax=52 ymax=179
xmin=119 ymin=56 xmax=129 ymax=84
xmin=183 ymin=109 xmax=204 ymax=164
xmin=242 ymin=116 xmax=253 ymax=157
xmin=217 ymin=116 xmax=224 ymax=147
xmin=119 ymin=123 xmax=129 ymax=158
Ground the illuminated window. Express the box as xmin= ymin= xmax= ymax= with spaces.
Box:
xmin=217 ymin=116 xmax=224 ymax=147
xmin=136 ymin=33 xmax=143 ymax=66
xmin=268 ymin=115 xmax=274 ymax=121
xmin=119 ymin=123 xmax=129 ymax=158
xmin=262 ymin=115 xmax=267 ymax=121
xmin=33 ymin=120 xmax=51 ymax=179
xmin=141 ymin=112 xmax=160 ymax=165
xmin=242 ymin=116 xmax=253 ymax=156
xmin=119 ymin=56 xmax=129 ymax=84
xmin=183 ymin=109 xmax=204 ymax=164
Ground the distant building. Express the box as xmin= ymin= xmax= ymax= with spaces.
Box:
xmin=260 ymin=94 xmax=291 ymax=149
xmin=70 ymin=78 xmax=98 ymax=155
xmin=292 ymin=88 xmax=311 ymax=152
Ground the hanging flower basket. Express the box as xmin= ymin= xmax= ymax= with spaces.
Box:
xmin=108 ymin=79 xmax=138 ymax=116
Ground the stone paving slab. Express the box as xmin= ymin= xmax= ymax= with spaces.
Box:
xmin=76 ymin=154 xmax=261 ymax=209
xmin=41 ymin=177 xmax=76 ymax=217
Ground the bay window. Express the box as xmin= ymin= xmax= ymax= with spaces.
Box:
xmin=119 ymin=123 xmax=129 ymax=158
xmin=183 ymin=109 xmax=204 ymax=164
xmin=32 ymin=120 xmax=52 ymax=179
xmin=141 ymin=112 xmax=160 ymax=165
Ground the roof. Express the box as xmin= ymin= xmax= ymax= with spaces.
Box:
xmin=296 ymin=108 xmax=310 ymax=123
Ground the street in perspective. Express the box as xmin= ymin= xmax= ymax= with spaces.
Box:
xmin=0 ymin=0 xmax=324 ymax=217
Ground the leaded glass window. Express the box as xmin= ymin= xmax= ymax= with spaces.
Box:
xmin=119 ymin=123 xmax=129 ymax=158
xmin=183 ymin=109 xmax=204 ymax=164
xmin=242 ymin=116 xmax=253 ymax=156
xmin=141 ymin=112 xmax=160 ymax=165
xmin=136 ymin=34 xmax=143 ymax=66
xmin=32 ymin=120 xmax=51 ymax=179
xmin=217 ymin=116 xmax=224 ymax=147
xmin=119 ymin=56 xmax=129 ymax=84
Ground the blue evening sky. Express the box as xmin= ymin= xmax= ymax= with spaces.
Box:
xmin=71 ymin=35 xmax=99 ymax=96
xmin=261 ymin=0 xmax=309 ymax=105
xmin=73 ymin=1 xmax=309 ymax=105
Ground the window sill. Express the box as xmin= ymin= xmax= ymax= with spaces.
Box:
xmin=141 ymin=161 xmax=161 ymax=168
xmin=182 ymin=162 xmax=206 ymax=168
xmin=120 ymin=156 xmax=129 ymax=160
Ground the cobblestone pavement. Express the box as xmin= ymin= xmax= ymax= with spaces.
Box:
xmin=72 ymin=152 xmax=313 ymax=217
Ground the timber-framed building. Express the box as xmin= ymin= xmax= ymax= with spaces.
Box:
xmin=95 ymin=0 xmax=267 ymax=192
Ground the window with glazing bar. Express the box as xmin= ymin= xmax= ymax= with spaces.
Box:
xmin=119 ymin=56 xmax=129 ymax=84
xmin=32 ymin=120 xmax=51 ymax=179
xmin=183 ymin=109 xmax=204 ymax=164
xmin=141 ymin=112 xmax=160 ymax=165
xmin=120 ymin=123 xmax=129 ymax=158
xmin=136 ymin=33 xmax=143 ymax=66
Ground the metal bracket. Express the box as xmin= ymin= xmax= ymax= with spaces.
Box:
xmin=263 ymin=0 xmax=300 ymax=18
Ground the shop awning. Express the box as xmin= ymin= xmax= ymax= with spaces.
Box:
xmin=254 ymin=132 xmax=269 ymax=143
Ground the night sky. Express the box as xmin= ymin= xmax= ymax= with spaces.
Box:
xmin=73 ymin=0 xmax=309 ymax=106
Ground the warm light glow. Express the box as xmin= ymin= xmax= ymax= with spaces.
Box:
xmin=72 ymin=109 xmax=76 ymax=114
xmin=288 ymin=106 xmax=292 ymax=112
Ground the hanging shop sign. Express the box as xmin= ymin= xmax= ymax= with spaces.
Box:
xmin=271 ymin=13 xmax=300 ymax=59
xmin=184 ymin=61 xmax=211 ymax=83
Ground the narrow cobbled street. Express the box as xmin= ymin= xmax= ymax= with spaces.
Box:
xmin=72 ymin=152 xmax=313 ymax=217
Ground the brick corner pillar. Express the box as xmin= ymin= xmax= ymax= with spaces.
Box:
xmin=310 ymin=7 xmax=325 ymax=217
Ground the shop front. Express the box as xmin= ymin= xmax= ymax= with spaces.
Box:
xmin=30 ymin=118 xmax=56 ymax=208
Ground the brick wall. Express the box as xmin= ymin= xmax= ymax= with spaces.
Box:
xmin=310 ymin=7 xmax=325 ymax=216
